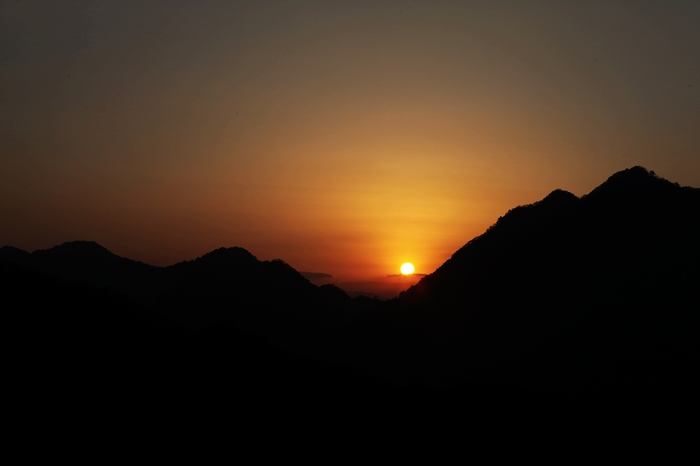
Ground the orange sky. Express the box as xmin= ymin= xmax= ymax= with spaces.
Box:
xmin=1 ymin=1 xmax=699 ymax=296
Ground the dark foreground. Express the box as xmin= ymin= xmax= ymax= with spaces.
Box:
xmin=5 ymin=167 xmax=699 ymax=444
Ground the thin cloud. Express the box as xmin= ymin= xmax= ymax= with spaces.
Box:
xmin=301 ymin=271 xmax=334 ymax=280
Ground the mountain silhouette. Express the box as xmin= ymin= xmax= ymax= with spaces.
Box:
xmin=3 ymin=166 xmax=699 ymax=435
xmin=397 ymin=166 xmax=699 ymax=416
xmin=1 ymin=240 xmax=163 ymax=300
xmin=401 ymin=166 xmax=699 ymax=315
xmin=156 ymin=246 xmax=352 ymax=335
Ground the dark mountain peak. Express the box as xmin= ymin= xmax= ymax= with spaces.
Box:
xmin=34 ymin=240 xmax=115 ymax=259
xmin=0 ymin=246 xmax=31 ymax=261
xmin=266 ymin=257 xmax=297 ymax=271
xmin=607 ymin=165 xmax=656 ymax=182
xmin=8 ymin=240 xmax=162 ymax=300
xmin=584 ymin=166 xmax=680 ymax=201
xmin=540 ymin=188 xmax=578 ymax=206
xmin=474 ymin=188 xmax=579 ymax=242
xmin=402 ymin=166 xmax=700 ymax=312
xmin=196 ymin=246 xmax=258 ymax=265
xmin=171 ymin=246 xmax=262 ymax=275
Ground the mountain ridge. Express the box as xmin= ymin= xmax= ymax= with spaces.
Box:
xmin=393 ymin=166 xmax=699 ymax=411
xmin=3 ymin=166 xmax=699 ymax=433
xmin=404 ymin=165 xmax=699 ymax=300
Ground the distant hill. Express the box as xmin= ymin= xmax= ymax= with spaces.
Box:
xmin=0 ymin=240 xmax=163 ymax=300
xmin=1 ymin=240 xmax=359 ymax=326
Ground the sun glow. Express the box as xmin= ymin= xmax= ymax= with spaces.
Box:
xmin=400 ymin=262 xmax=415 ymax=275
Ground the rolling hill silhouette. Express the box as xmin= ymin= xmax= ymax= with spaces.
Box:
xmin=0 ymin=240 xmax=163 ymax=301
xmin=3 ymin=166 xmax=698 ymax=435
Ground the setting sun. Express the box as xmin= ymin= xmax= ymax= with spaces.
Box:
xmin=400 ymin=262 xmax=415 ymax=275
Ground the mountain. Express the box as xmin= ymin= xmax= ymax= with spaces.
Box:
xmin=401 ymin=166 xmax=700 ymax=317
xmin=397 ymin=166 xmax=700 ymax=414
xmin=1 ymin=240 xmax=164 ymax=300
xmin=156 ymin=247 xmax=356 ymax=334
xmin=1 ymin=240 xmax=347 ymax=303
xmin=2 ymin=241 xmax=362 ymax=328
xmin=3 ymin=166 xmax=699 ymax=435
xmin=0 ymin=245 xmax=31 ymax=262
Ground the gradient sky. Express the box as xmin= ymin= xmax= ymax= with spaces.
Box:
xmin=2 ymin=1 xmax=699 ymax=295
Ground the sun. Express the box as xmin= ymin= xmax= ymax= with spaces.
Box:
xmin=400 ymin=262 xmax=415 ymax=275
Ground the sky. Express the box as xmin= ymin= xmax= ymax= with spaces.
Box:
xmin=2 ymin=0 xmax=699 ymax=296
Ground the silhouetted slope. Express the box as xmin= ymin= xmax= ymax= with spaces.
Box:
xmin=3 ymin=243 xmax=376 ymax=435
xmin=0 ymin=245 xmax=31 ymax=262
xmin=4 ymin=166 xmax=699 ymax=434
xmin=0 ymin=242 xmax=356 ymax=322
xmin=398 ymin=167 xmax=700 ymax=412
xmin=403 ymin=167 xmax=699 ymax=314
xmin=0 ymin=241 xmax=165 ymax=301
xmin=584 ymin=165 xmax=688 ymax=201
xmin=159 ymin=247 xmax=323 ymax=330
